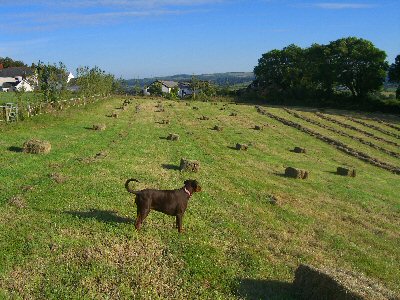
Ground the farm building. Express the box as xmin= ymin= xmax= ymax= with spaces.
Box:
xmin=144 ymin=80 xmax=194 ymax=98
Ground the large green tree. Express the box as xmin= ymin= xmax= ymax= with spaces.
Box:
xmin=388 ymin=54 xmax=400 ymax=99
xmin=328 ymin=37 xmax=388 ymax=98
xmin=254 ymin=44 xmax=306 ymax=92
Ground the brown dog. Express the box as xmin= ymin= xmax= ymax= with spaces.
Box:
xmin=125 ymin=179 xmax=201 ymax=232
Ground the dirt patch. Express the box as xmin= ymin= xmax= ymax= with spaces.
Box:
xmin=23 ymin=139 xmax=51 ymax=154
xmin=49 ymin=173 xmax=68 ymax=184
xmin=8 ymin=196 xmax=26 ymax=208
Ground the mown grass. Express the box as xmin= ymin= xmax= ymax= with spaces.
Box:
xmin=0 ymin=97 xmax=399 ymax=299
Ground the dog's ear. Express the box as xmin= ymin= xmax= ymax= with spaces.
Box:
xmin=191 ymin=180 xmax=201 ymax=192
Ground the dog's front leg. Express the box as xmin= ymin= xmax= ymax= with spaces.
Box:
xmin=176 ymin=214 xmax=183 ymax=233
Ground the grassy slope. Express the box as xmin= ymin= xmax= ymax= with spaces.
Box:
xmin=0 ymin=97 xmax=399 ymax=299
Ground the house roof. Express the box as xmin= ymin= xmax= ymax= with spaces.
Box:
xmin=159 ymin=80 xmax=179 ymax=88
xmin=0 ymin=67 xmax=34 ymax=78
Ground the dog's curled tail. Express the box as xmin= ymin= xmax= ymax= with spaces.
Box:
xmin=125 ymin=178 xmax=141 ymax=194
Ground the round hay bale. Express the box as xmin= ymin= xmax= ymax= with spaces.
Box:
xmin=285 ymin=167 xmax=309 ymax=179
xmin=23 ymin=139 xmax=51 ymax=154
xmin=112 ymin=112 xmax=119 ymax=118
xmin=230 ymin=112 xmax=237 ymax=116
xmin=200 ymin=116 xmax=209 ymax=120
xmin=92 ymin=124 xmax=106 ymax=131
xmin=337 ymin=167 xmax=356 ymax=177
xmin=180 ymin=158 xmax=200 ymax=172
xmin=162 ymin=119 xmax=170 ymax=124
xmin=167 ymin=133 xmax=180 ymax=141
xmin=254 ymin=125 xmax=263 ymax=130
xmin=193 ymin=106 xmax=199 ymax=110
xmin=236 ymin=143 xmax=248 ymax=151
xmin=213 ymin=125 xmax=223 ymax=131
xmin=294 ymin=147 xmax=306 ymax=153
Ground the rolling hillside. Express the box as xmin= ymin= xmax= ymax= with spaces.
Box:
xmin=0 ymin=97 xmax=399 ymax=299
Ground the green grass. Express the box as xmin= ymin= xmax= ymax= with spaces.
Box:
xmin=0 ymin=97 xmax=399 ymax=299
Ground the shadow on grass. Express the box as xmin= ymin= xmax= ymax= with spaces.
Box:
xmin=237 ymin=279 xmax=297 ymax=300
xmin=227 ymin=146 xmax=239 ymax=150
xmin=161 ymin=164 xmax=180 ymax=171
xmin=65 ymin=209 xmax=133 ymax=224
xmin=8 ymin=146 xmax=23 ymax=153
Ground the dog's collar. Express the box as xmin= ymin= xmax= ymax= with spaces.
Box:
xmin=183 ymin=187 xmax=192 ymax=197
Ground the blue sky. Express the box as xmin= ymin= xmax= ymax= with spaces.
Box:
xmin=1 ymin=0 xmax=399 ymax=79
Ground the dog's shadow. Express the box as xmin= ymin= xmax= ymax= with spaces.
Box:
xmin=64 ymin=209 xmax=133 ymax=224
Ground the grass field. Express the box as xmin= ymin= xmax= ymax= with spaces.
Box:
xmin=0 ymin=96 xmax=399 ymax=299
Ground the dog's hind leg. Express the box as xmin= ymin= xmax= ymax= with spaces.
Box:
xmin=135 ymin=208 xmax=150 ymax=230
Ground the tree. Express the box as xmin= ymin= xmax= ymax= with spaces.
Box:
xmin=34 ymin=61 xmax=68 ymax=102
xmin=305 ymin=43 xmax=335 ymax=98
xmin=76 ymin=66 xmax=115 ymax=97
xmin=388 ymin=54 xmax=400 ymax=99
xmin=147 ymin=81 xmax=162 ymax=96
xmin=0 ymin=57 xmax=26 ymax=68
xmin=253 ymin=44 xmax=308 ymax=98
xmin=328 ymin=37 xmax=388 ymax=98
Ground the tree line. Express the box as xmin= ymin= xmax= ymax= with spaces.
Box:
xmin=9 ymin=61 xmax=120 ymax=103
xmin=251 ymin=37 xmax=399 ymax=111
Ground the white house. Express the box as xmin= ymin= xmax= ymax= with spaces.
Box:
xmin=1 ymin=79 xmax=34 ymax=92
xmin=145 ymin=80 xmax=193 ymax=98
xmin=0 ymin=66 xmax=35 ymax=91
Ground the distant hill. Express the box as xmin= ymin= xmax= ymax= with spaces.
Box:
xmin=125 ymin=72 xmax=255 ymax=87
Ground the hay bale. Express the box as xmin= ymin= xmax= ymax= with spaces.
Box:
xmin=92 ymin=124 xmax=106 ymax=131
xmin=200 ymin=116 xmax=209 ymax=120
xmin=337 ymin=167 xmax=356 ymax=177
xmin=180 ymin=158 xmax=200 ymax=172
xmin=161 ymin=119 xmax=170 ymax=124
xmin=112 ymin=112 xmax=119 ymax=118
xmin=294 ymin=264 xmax=398 ymax=300
xmin=254 ymin=125 xmax=263 ymax=130
xmin=167 ymin=133 xmax=180 ymax=141
xmin=293 ymin=147 xmax=306 ymax=153
xmin=230 ymin=112 xmax=237 ymax=116
xmin=213 ymin=125 xmax=223 ymax=131
xmin=23 ymin=139 xmax=51 ymax=154
xmin=193 ymin=106 xmax=199 ymax=110
xmin=285 ymin=167 xmax=309 ymax=179
xmin=236 ymin=143 xmax=248 ymax=151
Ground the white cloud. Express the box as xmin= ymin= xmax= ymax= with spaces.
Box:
xmin=312 ymin=2 xmax=376 ymax=9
